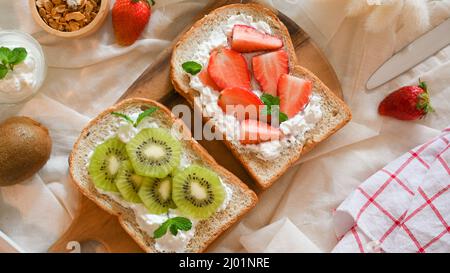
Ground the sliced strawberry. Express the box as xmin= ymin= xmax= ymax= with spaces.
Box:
xmin=208 ymin=48 xmax=251 ymax=90
xmin=198 ymin=67 xmax=220 ymax=91
xmin=278 ymin=74 xmax=313 ymax=118
xmin=240 ymin=119 xmax=282 ymax=145
xmin=252 ymin=50 xmax=289 ymax=96
xmin=218 ymin=87 xmax=264 ymax=121
xmin=231 ymin=25 xmax=283 ymax=53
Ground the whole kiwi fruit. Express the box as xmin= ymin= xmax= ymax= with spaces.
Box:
xmin=0 ymin=116 xmax=52 ymax=186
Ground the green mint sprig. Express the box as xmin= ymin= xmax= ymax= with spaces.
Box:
xmin=153 ymin=217 xmax=192 ymax=239
xmin=260 ymin=94 xmax=288 ymax=123
xmin=0 ymin=47 xmax=28 ymax=80
xmin=112 ymin=106 xmax=158 ymax=127
xmin=182 ymin=61 xmax=202 ymax=76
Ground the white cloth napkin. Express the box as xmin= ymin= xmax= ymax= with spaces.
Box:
xmin=333 ymin=126 xmax=450 ymax=253
xmin=240 ymin=218 xmax=322 ymax=253
xmin=0 ymin=0 xmax=449 ymax=252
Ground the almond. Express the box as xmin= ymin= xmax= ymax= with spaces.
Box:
xmin=65 ymin=11 xmax=85 ymax=21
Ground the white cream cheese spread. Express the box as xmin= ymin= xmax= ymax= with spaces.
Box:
xmin=187 ymin=14 xmax=323 ymax=161
xmin=93 ymin=115 xmax=233 ymax=252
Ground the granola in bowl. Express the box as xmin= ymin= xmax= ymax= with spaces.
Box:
xmin=35 ymin=0 xmax=101 ymax=32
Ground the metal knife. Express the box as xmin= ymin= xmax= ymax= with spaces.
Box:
xmin=0 ymin=230 xmax=22 ymax=253
xmin=367 ymin=18 xmax=450 ymax=90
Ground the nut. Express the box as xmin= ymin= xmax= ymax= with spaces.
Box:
xmin=36 ymin=0 xmax=44 ymax=8
xmin=85 ymin=1 xmax=93 ymax=14
xmin=54 ymin=4 xmax=66 ymax=13
xmin=35 ymin=0 xmax=101 ymax=32
xmin=44 ymin=0 xmax=53 ymax=12
xmin=65 ymin=11 xmax=85 ymax=21
xmin=69 ymin=21 xmax=80 ymax=31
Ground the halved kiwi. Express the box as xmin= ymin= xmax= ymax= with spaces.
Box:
xmin=126 ymin=128 xmax=181 ymax=178
xmin=138 ymin=176 xmax=176 ymax=214
xmin=89 ymin=137 xmax=128 ymax=192
xmin=115 ymin=160 xmax=149 ymax=203
xmin=172 ymin=165 xmax=225 ymax=219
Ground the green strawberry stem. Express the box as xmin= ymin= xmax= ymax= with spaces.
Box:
xmin=417 ymin=79 xmax=434 ymax=115
xmin=418 ymin=79 xmax=427 ymax=93
xmin=131 ymin=0 xmax=154 ymax=5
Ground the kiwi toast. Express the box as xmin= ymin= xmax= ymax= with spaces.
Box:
xmin=69 ymin=98 xmax=257 ymax=253
xmin=170 ymin=3 xmax=352 ymax=189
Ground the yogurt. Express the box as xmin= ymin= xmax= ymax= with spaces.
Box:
xmin=93 ymin=113 xmax=233 ymax=253
xmin=187 ymin=15 xmax=323 ymax=161
xmin=0 ymin=31 xmax=46 ymax=104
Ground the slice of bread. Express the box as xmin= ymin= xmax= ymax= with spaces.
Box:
xmin=170 ymin=3 xmax=352 ymax=189
xmin=69 ymin=98 xmax=258 ymax=253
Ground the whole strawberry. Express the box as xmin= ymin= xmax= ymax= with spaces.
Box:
xmin=112 ymin=0 xmax=154 ymax=46
xmin=378 ymin=80 xmax=433 ymax=120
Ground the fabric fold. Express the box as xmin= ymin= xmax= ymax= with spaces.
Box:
xmin=240 ymin=218 xmax=322 ymax=253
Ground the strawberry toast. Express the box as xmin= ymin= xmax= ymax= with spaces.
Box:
xmin=170 ymin=4 xmax=352 ymax=189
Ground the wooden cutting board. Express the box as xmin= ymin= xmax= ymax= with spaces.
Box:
xmin=49 ymin=0 xmax=343 ymax=253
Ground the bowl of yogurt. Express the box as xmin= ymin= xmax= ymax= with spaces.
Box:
xmin=0 ymin=30 xmax=47 ymax=105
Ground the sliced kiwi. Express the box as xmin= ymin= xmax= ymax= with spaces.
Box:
xmin=89 ymin=137 xmax=128 ymax=192
xmin=115 ymin=160 xmax=149 ymax=203
xmin=126 ymin=128 xmax=181 ymax=178
xmin=172 ymin=165 xmax=225 ymax=219
xmin=138 ymin=176 xmax=176 ymax=214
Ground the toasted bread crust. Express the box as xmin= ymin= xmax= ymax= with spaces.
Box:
xmin=69 ymin=98 xmax=257 ymax=253
xmin=170 ymin=3 xmax=352 ymax=189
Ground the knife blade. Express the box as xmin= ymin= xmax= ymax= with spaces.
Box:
xmin=0 ymin=230 xmax=22 ymax=253
xmin=367 ymin=18 xmax=450 ymax=90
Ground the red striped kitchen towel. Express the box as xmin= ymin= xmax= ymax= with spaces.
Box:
xmin=332 ymin=126 xmax=450 ymax=253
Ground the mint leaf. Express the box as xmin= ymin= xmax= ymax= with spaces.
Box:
xmin=10 ymin=48 xmax=27 ymax=65
xmin=279 ymin=112 xmax=288 ymax=123
xmin=0 ymin=47 xmax=10 ymax=64
xmin=111 ymin=112 xmax=134 ymax=125
xmin=261 ymin=93 xmax=279 ymax=106
xmin=135 ymin=106 xmax=158 ymax=126
xmin=153 ymin=217 xmax=192 ymax=239
xmin=153 ymin=221 xmax=170 ymax=239
xmin=182 ymin=61 xmax=202 ymax=75
xmin=0 ymin=47 xmax=28 ymax=78
xmin=169 ymin=224 xmax=179 ymax=236
xmin=171 ymin=217 xmax=192 ymax=231
xmin=113 ymin=107 xmax=158 ymax=128
xmin=260 ymin=93 xmax=289 ymax=123
xmin=0 ymin=64 xmax=8 ymax=79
